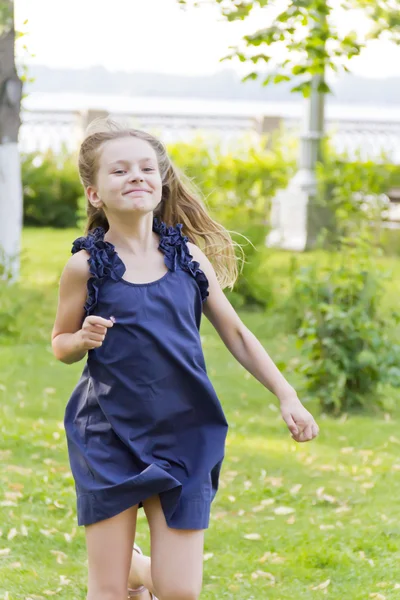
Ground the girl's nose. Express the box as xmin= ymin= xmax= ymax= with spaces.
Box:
xmin=130 ymin=173 xmax=144 ymax=182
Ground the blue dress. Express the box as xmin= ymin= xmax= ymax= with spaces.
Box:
xmin=64 ymin=217 xmax=229 ymax=529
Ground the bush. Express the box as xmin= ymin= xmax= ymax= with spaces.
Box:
xmin=286 ymin=235 xmax=400 ymax=415
xmin=22 ymin=149 xmax=82 ymax=228
xmin=314 ymin=149 xmax=397 ymax=248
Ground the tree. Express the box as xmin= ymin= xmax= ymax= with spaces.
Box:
xmin=0 ymin=0 xmax=23 ymax=279
xmin=177 ymin=0 xmax=400 ymax=249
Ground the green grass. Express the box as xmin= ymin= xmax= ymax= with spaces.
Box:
xmin=1 ymin=227 xmax=400 ymax=599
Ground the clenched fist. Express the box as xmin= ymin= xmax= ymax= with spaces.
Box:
xmin=76 ymin=315 xmax=115 ymax=351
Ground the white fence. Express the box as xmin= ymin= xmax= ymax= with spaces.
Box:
xmin=19 ymin=108 xmax=261 ymax=154
xmin=19 ymin=98 xmax=400 ymax=165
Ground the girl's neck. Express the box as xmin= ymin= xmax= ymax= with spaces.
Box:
xmin=104 ymin=213 xmax=158 ymax=255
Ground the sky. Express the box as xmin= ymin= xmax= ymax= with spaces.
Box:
xmin=14 ymin=0 xmax=400 ymax=79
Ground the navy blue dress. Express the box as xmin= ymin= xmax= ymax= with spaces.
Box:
xmin=64 ymin=218 xmax=229 ymax=529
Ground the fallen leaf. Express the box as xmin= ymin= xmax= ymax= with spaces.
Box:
xmin=251 ymin=570 xmax=275 ymax=584
xmin=274 ymin=507 xmax=295 ymax=515
xmin=287 ymin=515 xmax=296 ymax=524
xmin=259 ymin=552 xmax=285 ymax=564
xmin=261 ymin=499 xmax=275 ymax=506
xmin=244 ymin=533 xmax=262 ymax=541
xmin=7 ymin=528 xmax=18 ymax=540
xmin=312 ymin=579 xmax=331 ymax=591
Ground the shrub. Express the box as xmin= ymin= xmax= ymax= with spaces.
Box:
xmin=314 ymin=149 xmax=397 ymax=248
xmin=22 ymin=149 xmax=82 ymax=228
xmin=287 ymin=235 xmax=400 ymax=415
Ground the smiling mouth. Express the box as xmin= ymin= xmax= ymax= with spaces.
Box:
xmin=124 ymin=190 xmax=151 ymax=195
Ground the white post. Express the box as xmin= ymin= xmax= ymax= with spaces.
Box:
xmin=0 ymin=1 xmax=23 ymax=281
xmin=267 ymin=76 xmax=325 ymax=251
xmin=0 ymin=142 xmax=22 ymax=280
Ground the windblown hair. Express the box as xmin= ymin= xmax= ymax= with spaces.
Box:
xmin=78 ymin=118 xmax=240 ymax=289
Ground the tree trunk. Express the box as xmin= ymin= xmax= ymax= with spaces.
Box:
xmin=0 ymin=0 xmax=23 ymax=281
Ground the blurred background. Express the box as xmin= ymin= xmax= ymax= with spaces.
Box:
xmin=2 ymin=1 xmax=400 ymax=599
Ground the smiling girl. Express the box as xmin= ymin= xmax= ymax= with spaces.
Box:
xmin=51 ymin=119 xmax=319 ymax=600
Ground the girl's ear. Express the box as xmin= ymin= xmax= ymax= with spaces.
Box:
xmin=87 ymin=186 xmax=104 ymax=209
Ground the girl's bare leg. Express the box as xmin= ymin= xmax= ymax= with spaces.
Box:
xmin=131 ymin=494 xmax=204 ymax=600
xmin=85 ymin=505 xmax=140 ymax=600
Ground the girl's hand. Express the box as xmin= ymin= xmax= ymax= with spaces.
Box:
xmin=76 ymin=315 xmax=115 ymax=351
xmin=279 ymin=395 xmax=319 ymax=443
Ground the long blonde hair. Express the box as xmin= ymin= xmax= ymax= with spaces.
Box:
xmin=78 ymin=118 xmax=239 ymax=289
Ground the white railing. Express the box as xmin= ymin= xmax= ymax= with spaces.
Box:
xmin=19 ymin=106 xmax=400 ymax=165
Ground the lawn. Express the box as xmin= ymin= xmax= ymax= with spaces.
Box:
xmin=1 ymin=227 xmax=400 ymax=599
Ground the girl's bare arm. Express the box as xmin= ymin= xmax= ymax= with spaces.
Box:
xmin=188 ymin=242 xmax=319 ymax=443
xmin=51 ymin=251 xmax=113 ymax=364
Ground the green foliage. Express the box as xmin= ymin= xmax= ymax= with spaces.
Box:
xmin=278 ymin=151 xmax=400 ymax=415
xmin=0 ymin=282 xmax=45 ymax=341
xmin=356 ymin=0 xmax=400 ymax=42
xmin=0 ymin=0 xmax=12 ymax=36
xmin=21 ymin=149 xmax=82 ymax=228
xmin=285 ymin=234 xmax=400 ymax=415
xmin=314 ymin=149 xmax=397 ymax=247
xmin=178 ymin=0 xmax=400 ymax=97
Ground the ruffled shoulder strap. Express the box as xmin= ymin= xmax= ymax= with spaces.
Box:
xmin=153 ymin=218 xmax=209 ymax=302
xmin=71 ymin=227 xmax=125 ymax=315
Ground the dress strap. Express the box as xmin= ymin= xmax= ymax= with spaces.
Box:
xmin=71 ymin=227 xmax=125 ymax=315
xmin=153 ymin=218 xmax=209 ymax=302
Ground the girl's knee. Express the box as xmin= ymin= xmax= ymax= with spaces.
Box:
xmin=155 ymin=583 xmax=201 ymax=600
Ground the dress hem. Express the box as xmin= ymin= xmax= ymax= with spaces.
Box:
xmin=75 ymin=463 xmax=212 ymax=530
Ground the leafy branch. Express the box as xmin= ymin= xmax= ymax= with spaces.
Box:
xmin=177 ymin=0 xmax=400 ymax=97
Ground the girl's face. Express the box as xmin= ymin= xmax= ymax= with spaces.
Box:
xmin=88 ymin=136 xmax=163 ymax=217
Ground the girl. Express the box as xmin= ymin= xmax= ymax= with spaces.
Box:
xmin=51 ymin=118 xmax=319 ymax=600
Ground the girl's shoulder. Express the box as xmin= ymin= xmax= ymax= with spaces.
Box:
xmin=62 ymin=249 xmax=91 ymax=282
xmin=61 ymin=228 xmax=106 ymax=286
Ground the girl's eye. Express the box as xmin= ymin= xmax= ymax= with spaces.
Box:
xmin=113 ymin=168 xmax=154 ymax=174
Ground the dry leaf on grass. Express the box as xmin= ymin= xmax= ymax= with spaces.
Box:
xmin=7 ymin=528 xmax=18 ymax=540
xmin=261 ymin=498 xmax=275 ymax=506
xmin=287 ymin=515 xmax=296 ymax=524
xmin=244 ymin=533 xmax=262 ymax=540
xmin=50 ymin=550 xmax=68 ymax=564
xmin=251 ymin=570 xmax=275 ymax=584
xmin=259 ymin=552 xmax=285 ymax=564
xmin=274 ymin=506 xmax=295 ymax=515
xmin=311 ymin=579 xmax=330 ymax=591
